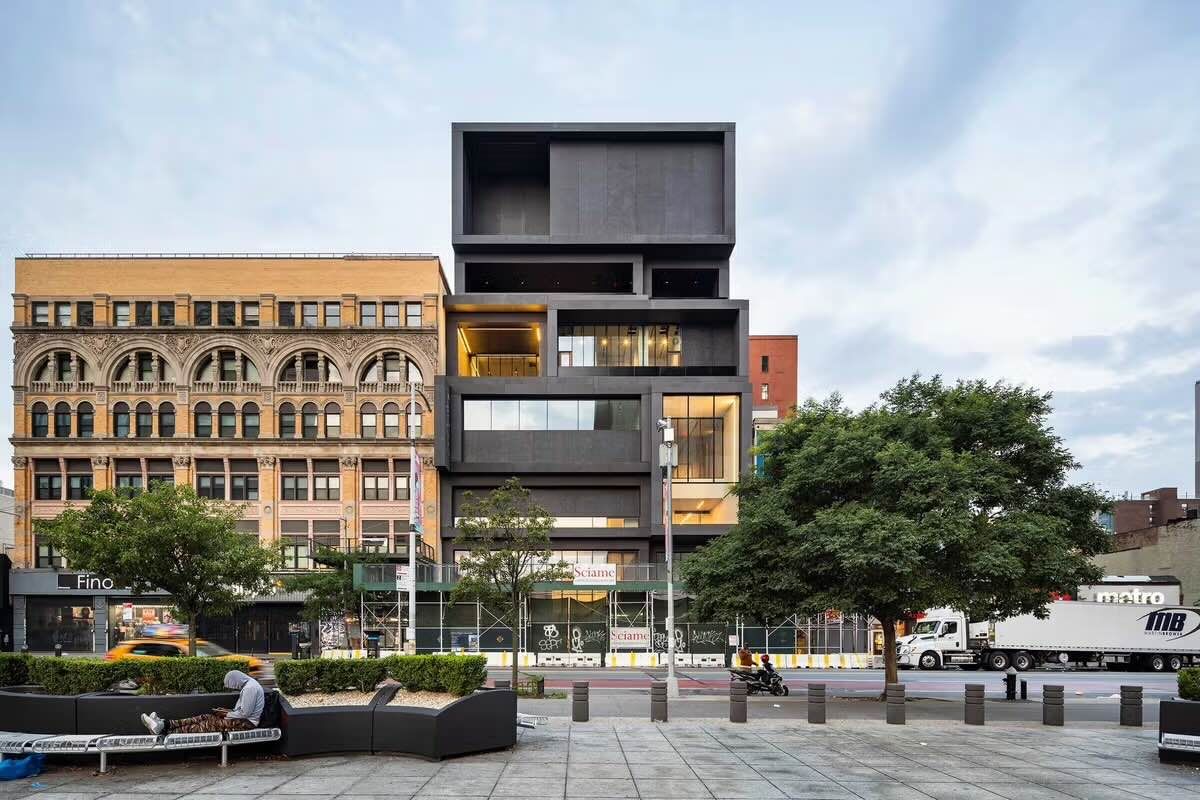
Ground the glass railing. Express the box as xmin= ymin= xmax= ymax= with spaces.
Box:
xmin=358 ymin=561 xmax=680 ymax=587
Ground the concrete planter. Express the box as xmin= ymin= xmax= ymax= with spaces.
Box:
xmin=372 ymin=687 xmax=516 ymax=759
xmin=1159 ymin=698 xmax=1200 ymax=762
xmin=277 ymin=689 xmax=387 ymax=757
xmin=0 ymin=686 xmax=78 ymax=734
xmin=77 ymin=691 xmax=239 ymax=735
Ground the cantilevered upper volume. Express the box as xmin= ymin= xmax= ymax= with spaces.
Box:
xmin=451 ymin=123 xmax=735 ymax=259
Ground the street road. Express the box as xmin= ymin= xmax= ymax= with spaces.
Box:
xmin=488 ymin=667 xmax=1181 ymax=699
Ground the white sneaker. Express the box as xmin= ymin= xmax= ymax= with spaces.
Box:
xmin=140 ymin=713 xmax=165 ymax=735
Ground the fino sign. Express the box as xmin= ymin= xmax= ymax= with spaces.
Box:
xmin=56 ymin=573 xmax=120 ymax=591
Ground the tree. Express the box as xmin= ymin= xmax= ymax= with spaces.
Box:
xmin=450 ymin=478 xmax=572 ymax=687
xmin=682 ymin=376 xmax=1110 ymax=688
xmin=281 ymin=547 xmax=380 ymax=624
xmin=37 ymin=483 xmax=280 ymax=655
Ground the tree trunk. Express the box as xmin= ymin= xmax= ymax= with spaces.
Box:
xmin=510 ymin=587 xmax=520 ymax=689
xmin=881 ymin=616 xmax=899 ymax=696
xmin=187 ymin=610 xmax=198 ymax=657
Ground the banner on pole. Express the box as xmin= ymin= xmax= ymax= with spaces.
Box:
xmin=409 ymin=445 xmax=423 ymax=535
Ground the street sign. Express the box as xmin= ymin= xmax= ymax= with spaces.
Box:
xmin=395 ymin=565 xmax=412 ymax=592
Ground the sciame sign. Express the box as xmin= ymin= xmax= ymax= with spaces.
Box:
xmin=610 ymin=627 xmax=651 ymax=649
xmin=572 ymin=563 xmax=617 ymax=586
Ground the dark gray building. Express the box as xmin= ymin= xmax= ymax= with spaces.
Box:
xmin=435 ymin=123 xmax=749 ymax=577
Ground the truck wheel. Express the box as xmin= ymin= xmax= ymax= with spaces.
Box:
xmin=1170 ymin=655 xmax=1184 ymax=672
xmin=1013 ymin=651 xmax=1034 ymax=671
xmin=918 ymin=651 xmax=940 ymax=670
xmin=1150 ymin=654 xmax=1167 ymax=672
xmin=987 ymin=651 xmax=1010 ymax=671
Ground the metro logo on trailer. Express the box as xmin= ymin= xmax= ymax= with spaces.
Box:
xmin=1140 ymin=608 xmax=1200 ymax=641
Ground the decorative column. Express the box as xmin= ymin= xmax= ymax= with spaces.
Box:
xmin=257 ymin=457 xmax=278 ymax=543
xmin=68 ymin=353 xmax=78 ymax=387
xmin=235 ymin=352 xmax=244 ymax=390
xmin=340 ymin=456 xmax=358 ymax=549
xmin=374 ymin=354 xmax=383 ymax=387
xmin=172 ymin=455 xmax=191 ymax=488
xmin=293 ymin=353 xmax=303 ymax=386
xmin=91 ymin=456 xmax=111 ymax=492
xmin=211 ymin=349 xmax=220 ymax=384
xmin=125 ymin=353 xmax=136 ymax=385
xmin=150 ymin=353 xmax=160 ymax=390
xmin=318 ymin=354 xmax=327 ymax=391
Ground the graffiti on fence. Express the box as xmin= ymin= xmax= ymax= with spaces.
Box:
xmin=319 ymin=615 xmax=348 ymax=650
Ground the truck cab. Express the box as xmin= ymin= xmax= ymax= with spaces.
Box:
xmin=897 ymin=609 xmax=977 ymax=669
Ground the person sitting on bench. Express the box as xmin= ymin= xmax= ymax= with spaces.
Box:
xmin=141 ymin=669 xmax=263 ymax=735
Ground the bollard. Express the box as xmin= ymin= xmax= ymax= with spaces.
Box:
xmin=54 ymin=644 xmax=63 ymax=658
xmin=1004 ymin=667 xmax=1017 ymax=700
xmin=19 ymin=645 xmax=29 ymax=654
xmin=650 ymin=680 xmax=668 ymax=722
xmin=886 ymin=683 xmax=905 ymax=725
xmin=573 ymin=681 xmax=590 ymax=723
xmin=494 ymin=679 xmax=511 ymax=689
xmin=964 ymin=683 xmax=985 ymax=726
xmin=1042 ymin=684 xmax=1064 ymax=726
xmin=1020 ymin=679 xmax=1028 ymax=700
xmin=729 ymin=680 xmax=747 ymax=723
xmin=807 ymin=683 xmax=826 ymax=724
xmin=1120 ymin=685 xmax=1143 ymax=727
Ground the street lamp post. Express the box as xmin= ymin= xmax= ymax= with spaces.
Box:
xmin=659 ymin=419 xmax=680 ymax=699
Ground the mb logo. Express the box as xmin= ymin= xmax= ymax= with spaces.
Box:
xmin=1145 ymin=610 xmax=1188 ymax=633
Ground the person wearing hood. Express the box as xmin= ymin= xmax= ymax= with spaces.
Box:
xmin=141 ymin=669 xmax=264 ymax=735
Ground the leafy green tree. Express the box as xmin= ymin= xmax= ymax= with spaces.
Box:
xmin=281 ymin=547 xmax=381 ymax=624
xmin=37 ymin=483 xmax=280 ymax=655
xmin=450 ymin=478 xmax=572 ymax=687
xmin=682 ymin=376 xmax=1110 ymax=687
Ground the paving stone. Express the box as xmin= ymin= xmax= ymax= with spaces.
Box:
xmin=973 ymin=784 xmax=1083 ymax=800
xmin=193 ymin=776 xmax=292 ymax=795
xmin=763 ymin=780 xmax=858 ymax=798
xmin=564 ymin=777 xmax=639 ymax=797
xmin=840 ymin=784 xmax=934 ymax=800
xmin=345 ymin=776 xmax=431 ymax=795
xmin=700 ymin=777 xmax=787 ymax=798
xmin=490 ymin=776 xmax=567 ymax=798
xmin=633 ymin=778 xmax=714 ymax=798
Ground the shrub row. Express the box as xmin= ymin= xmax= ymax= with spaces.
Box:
xmin=0 ymin=653 xmax=33 ymax=687
xmin=4 ymin=656 xmax=254 ymax=696
xmin=276 ymin=654 xmax=487 ymax=697
xmin=1180 ymin=667 xmax=1200 ymax=701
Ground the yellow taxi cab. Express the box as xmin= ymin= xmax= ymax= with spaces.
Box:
xmin=106 ymin=627 xmax=264 ymax=676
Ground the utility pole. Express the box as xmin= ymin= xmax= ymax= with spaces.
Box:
xmin=659 ymin=418 xmax=679 ymax=698
xmin=406 ymin=378 xmax=422 ymax=655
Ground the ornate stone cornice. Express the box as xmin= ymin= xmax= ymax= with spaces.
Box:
xmin=257 ymin=456 xmax=276 ymax=468
xmin=340 ymin=456 xmax=358 ymax=468
xmin=91 ymin=456 xmax=109 ymax=467
xmin=172 ymin=456 xmax=190 ymax=467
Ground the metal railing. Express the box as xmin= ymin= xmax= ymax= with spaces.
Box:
xmin=359 ymin=561 xmax=676 ymax=588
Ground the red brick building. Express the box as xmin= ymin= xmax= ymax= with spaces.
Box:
xmin=1113 ymin=487 xmax=1198 ymax=534
xmin=749 ymin=335 xmax=798 ymax=419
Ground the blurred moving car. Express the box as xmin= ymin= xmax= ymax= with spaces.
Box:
xmin=106 ymin=636 xmax=264 ymax=676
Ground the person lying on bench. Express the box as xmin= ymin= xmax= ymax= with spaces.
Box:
xmin=141 ymin=669 xmax=263 ymax=735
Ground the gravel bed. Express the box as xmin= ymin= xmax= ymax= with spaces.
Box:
xmin=283 ymin=690 xmax=377 ymax=707
xmin=388 ymin=689 xmax=461 ymax=709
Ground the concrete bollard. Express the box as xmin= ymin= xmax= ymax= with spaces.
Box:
xmin=807 ymin=683 xmax=826 ymax=724
xmin=965 ymin=683 xmax=985 ymax=726
xmin=650 ymin=680 xmax=668 ymax=722
xmin=1120 ymin=685 xmax=1143 ymax=727
xmin=1042 ymin=684 xmax=1064 ymax=726
xmin=494 ymin=679 xmax=511 ymax=689
xmin=729 ymin=680 xmax=747 ymax=723
xmin=573 ymin=681 xmax=590 ymax=723
xmin=886 ymin=683 xmax=905 ymax=725
xmin=1020 ymin=679 xmax=1028 ymax=700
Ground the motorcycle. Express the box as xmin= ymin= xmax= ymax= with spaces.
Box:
xmin=728 ymin=666 xmax=789 ymax=696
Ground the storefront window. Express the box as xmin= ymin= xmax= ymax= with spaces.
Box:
xmin=108 ymin=601 xmax=178 ymax=646
xmin=26 ymin=598 xmax=95 ymax=652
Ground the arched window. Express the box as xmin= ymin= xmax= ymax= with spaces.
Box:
xmin=279 ymin=351 xmax=341 ymax=384
xmin=195 ymin=350 xmax=260 ymax=384
xmin=325 ymin=403 xmax=341 ymax=438
xmin=407 ymin=401 xmax=423 ymax=439
xmin=136 ymin=402 xmax=153 ymax=438
xmin=242 ymin=403 xmax=260 ymax=439
xmin=54 ymin=402 xmax=72 ymax=437
xmin=113 ymin=350 xmax=174 ymax=385
xmin=77 ymin=403 xmax=94 ymax=438
xmin=113 ymin=402 xmax=131 ymax=438
xmin=360 ymin=403 xmax=377 ymax=439
xmin=194 ymin=402 xmax=212 ymax=438
xmin=32 ymin=351 xmax=89 ymax=385
xmin=383 ymin=402 xmax=401 ymax=438
xmin=218 ymin=402 xmax=237 ymax=438
xmin=158 ymin=403 xmax=176 ymax=437
xmin=360 ymin=353 xmax=422 ymax=386
xmin=279 ymin=402 xmax=296 ymax=438
xmin=301 ymin=402 xmax=319 ymax=439
xmin=31 ymin=403 xmax=48 ymax=437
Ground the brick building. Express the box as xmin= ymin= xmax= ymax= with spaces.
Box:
xmin=749 ymin=335 xmax=798 ymax=420
xmin=1112 ymin=487 xmax=1197 ymax=535
xmin=7 ymin=254 xmax=446 ymax=653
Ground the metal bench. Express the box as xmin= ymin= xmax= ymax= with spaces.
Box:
xmin=0 ymin=728 xmax=281 ymax=773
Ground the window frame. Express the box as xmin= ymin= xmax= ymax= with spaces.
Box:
xmin=217 ymin=301 xmax=237 ymax=327
xmin=241 ymin=302 xmax=260 ymax=327
xmin=158 ymin=300 xmax=175 ymax=326
xmin=405 ymin=301 xmax=422 ymax=327
xmin=323 ymin=301 xmax=341 ymax=328
xmin=76 ymin=302 xmax=94 ymax=327
xmin=301 ymin=302 xmax=319 ymax=327
xmin=113 ymin=302 xmax=131 ymax=327
xmin=359 ymin=302 xmax=377 ymax=327
xmin=278 ymin=302 xmax=296 ymax=327
xmin=54 ymin=302 xmax=72 ymax=327
xmin=194 ymin=301 xmax=212 ymax=326
xmin=32 ymin=302 xmax=50 ymax=326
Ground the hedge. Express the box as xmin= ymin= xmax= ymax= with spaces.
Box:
xmin=1180 ymin=667 xmax=1200 ymax=701
xmin=21 ymin=656 xmax=253 ymax=696
xmin=276 ymin=655 xmax=487 ymax=697
xmin=0 ymin=653 xmax=33 ymax=687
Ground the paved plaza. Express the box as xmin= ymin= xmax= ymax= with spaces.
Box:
xmin=4 ymin=718 xmax=1200 ymax=800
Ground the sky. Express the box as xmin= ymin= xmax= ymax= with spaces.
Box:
xmin=0 ymin=1 xmax=1198 ymax=497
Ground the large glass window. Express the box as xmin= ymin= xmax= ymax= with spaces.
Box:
xmin=158 ymin=300 xmax=175 ymax=326
xmin=463 ymin=398 xmax=640 ymax=431
xmin=113 ymin=302 xmax=131 ymax=327
xmin=67 ymin=474 xmax=93 ymax=500
xmin=242 ymin=404 xmax=259 ymax=439
xmin=135 ymin=301 xmax=153 ymax=326
xmin=55 ymin=302 xmax=72 ymax=327
xmin=664 ymin=395 xmax=740 ymax=482
xmin=54 ymin=403 xmax=71 ymax=437
xmin=77 ymin=403 xmax=94 ymax=438
xmin=383 ymin=302 xmax=400 ymax=327
xmin=32 ymin=302 xmax=49 ymax=326
xmin=231 ymin=475 xmax=259 ymax=501
xmin=77 ymin=301 xmax=93 ymax=327
xmin=218 ymin=301 xmax=236 ymax=326
xmin=26 ymin=599 xmax=94 ymax=652
xmin=302 ymin=303 xmax=319 ymax=327
xmin=194 ymin=301 xmax=212 ymax=326
xmin=324 ymin=302 xmax=341 ymax=328
xmin=278 ymin=302 xmax=296 ymax=327
xmin=31 ymin=403 xmax=48 ymax=437
xmin=360 ymin=302 xmax=377 ymax=327
xmin=282 ymin=475 xmax=308 ymax=501
xmin=197 ymin=474 xmax=225 ymax=499
xmin=558 ymin=324 xmax=681 ymax=369
xmin=158 ymin=403 xmax=175 ymax=437
xmin=242 ymin=302 xmax=259 ymax=326
xmin=406 ymin=302 xmax=422 ymax=327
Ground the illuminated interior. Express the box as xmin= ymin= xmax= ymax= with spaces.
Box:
xmin=457 ymin=325 xmax=542 ymax=377
xmin=664 ymin=394 xmax=740 ymax=524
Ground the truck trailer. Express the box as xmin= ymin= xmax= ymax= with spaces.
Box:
xmin=896 ymin=600 xmax=1200 ymax=671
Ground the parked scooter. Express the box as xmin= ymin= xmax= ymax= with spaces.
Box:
xmin=728 ymin=654 xmax=789 ymax=696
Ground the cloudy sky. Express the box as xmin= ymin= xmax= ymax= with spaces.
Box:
xmin=1 ymin=1 xmax=1198 ymax=496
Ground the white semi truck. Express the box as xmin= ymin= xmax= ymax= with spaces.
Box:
xmin=897 ymin=600 xmax=1200 ymax=672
